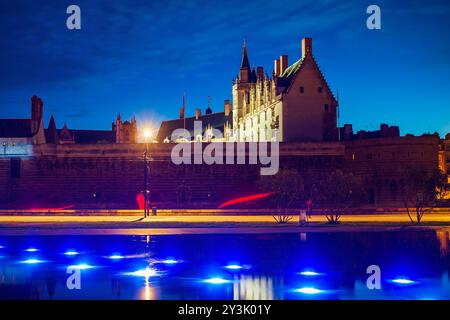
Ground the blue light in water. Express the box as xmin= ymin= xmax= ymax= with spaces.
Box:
xmin=0 ymin=245 xmax=4 ymax=249
xmin=68 ymin=264 xmax=95 ymax=270
xmin=125 ymin=268 xmax=158 ymax=278
xmin=225 ymin=264 xmax=243 ymax=270
xmin=25 ymin=248 xmax=39 ymax=253
xmin=298 ymin=270 xmax=323 ymax=277
xmin=108 ymin=254 xmax=125 ymax=260
xmin=162 ymin=259 xmax=179 ymax=265
xmin=21 ymin=259 xmax=44 ymax=264
xmin=204 ymin=277 xmax=231 ymax=285
xmin=390 ymin=278 xmax=418 ymax=286
xmin=64 ymin=250 xmax=79 ymax=256
xmin=294 ymin=287 xmax=323 ymax=294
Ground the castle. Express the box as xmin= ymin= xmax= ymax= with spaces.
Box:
xmin=232 ymin=37 xmax=337 ymax=142
xmin=0 ymin=37 xmax=448 ymax=209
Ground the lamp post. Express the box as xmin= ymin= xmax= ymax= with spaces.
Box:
xmin=143 ymin=129 xmax=152 ymax=218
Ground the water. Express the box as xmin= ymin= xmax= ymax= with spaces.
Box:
xmin=0 ymin=231 xmax=449 ymax=300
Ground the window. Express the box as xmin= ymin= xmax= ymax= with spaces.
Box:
xmin=324 ymin=104 xmax=329 ymax=111
xmin=10 ymin=158 xmax=21 ymax=178
xmin=299 ymin=86 xmax=304 ymax=93
xmin=318 ymin=87 xmax=322 ymax=93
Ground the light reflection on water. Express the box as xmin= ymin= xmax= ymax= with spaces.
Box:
xmin=0 ymin=231 xmax=449 ymax=300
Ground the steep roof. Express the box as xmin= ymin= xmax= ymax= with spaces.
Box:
xmin=156 ymin=111 xmax=233 ymax=142
xmin=241 ymin=40 xmax=250 ymax=69
xmin=0 ymin=119 xmax=33 ymax=138
xmin=276 ymin=53 xmax=336 ymax=102
xmin=46 ymin=115 xmax=59 ymax=144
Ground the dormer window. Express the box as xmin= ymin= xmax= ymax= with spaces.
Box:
xmin=299 ymin=86 xmax=304 ymax=93
xmin=324 ymin=104 xmax=329 ymax=111
xmin=318 ymin=87 xmax=322 ymax=93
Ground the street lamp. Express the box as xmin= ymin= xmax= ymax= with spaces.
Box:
xmin=143 ymin=129 xmax=152 ymax=218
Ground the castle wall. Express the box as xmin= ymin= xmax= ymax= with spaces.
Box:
xmin=344 ymin=135 xmax=439 ymax=206
xmin=0 ymin=137 xmax=439 ymax=209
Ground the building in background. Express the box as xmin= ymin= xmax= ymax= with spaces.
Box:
xmin=157 ymin=98 xmax=232 ymax=142
xmin=232 ymin=37 xmax=337 ymax=142
xmin=45 ymin=113 xmax=137 ymax=144
xmin=0 ymin=96 xmax=45 ymax=157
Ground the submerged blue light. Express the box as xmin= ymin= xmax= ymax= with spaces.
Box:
xmin=298 ymin=270 xmax=324 ymax=277
xmin=21 ymin=258 xmax=44 ymax=264
xmin=224 ymin=264 xmax=243 ymax=270
xmin=125 ymin=267 xmax=158 ymax=278
xmin=294 ymin=287 xmax=323 ymax=294
xmin=390 ymin=278 xmax=418 ymax=286
xmin=68 ymin=264 xmax=95 ymax=270
xmin=25 ymin=248 xmax=39 ymax=253
xmin=204 ymin=277 xmax=231 ymax=285
xmin=64 ymin=250 xmax=79 ymax=256
xmin=161 ymin=258 xmax=180 ymax=265
xmin=108 ymin=254 xmax=125 ymax=260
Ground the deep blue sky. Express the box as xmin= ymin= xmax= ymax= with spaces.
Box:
xmin=0 ymin=0 xmax=449 ymax=136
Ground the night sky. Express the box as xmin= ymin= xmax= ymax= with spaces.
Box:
xmin=0 ymin=0 xmax=449 ymax=137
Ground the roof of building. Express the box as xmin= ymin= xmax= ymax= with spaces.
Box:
xmin=0 ymin=119 xmax=33 ymax=138
xmin=44 ymin=128 xmax=116 ymax=144
xmin=156 ymin=111 xmax=233 ymax=142
xmin=46 ymin=116 xmax=59 ymax=144
xmin=241 ymin=40 xmax=250 ymax=69
xmin=276 ymin=53 xmax=336 ymax=102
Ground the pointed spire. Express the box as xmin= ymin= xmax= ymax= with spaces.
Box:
xmin=46 ymin=115 xmax=58 ymax=144
xmin=241 ymin=35 xmax=250 ymax=69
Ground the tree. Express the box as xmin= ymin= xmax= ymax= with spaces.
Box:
xmin=399 ymin=168 xmax=447 ymax=224
xmin=313 ymin=170 xmax=367 ymax=224
xmin=258 ymin=168 xmax=304 ymax=223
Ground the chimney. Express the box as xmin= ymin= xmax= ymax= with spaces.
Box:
xmin=195 ymin=108 xmax=202 ymax=120
xmin=274 ymin=59 xmax=281 ymax=76
xmin=257 ymin=66 xmax=264 ymax=80
xmin=179 ymin=107 xmax=185 ymax=119
xmin=279 ymin=55 xmax=288 ymax=75
xmin=224 ymin=100 xmax=231 ymax=116
xmin=301 ymin=37 xmax=312 ymax=59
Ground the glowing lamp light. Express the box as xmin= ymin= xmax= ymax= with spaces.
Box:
xmin=68 ymin=264 xmax=95 ymax=270
xmin=143 ymin=129 xmax=152 ymax=141
xmin=21 ymin=259 xmax=44 ymax=264
xmin=224 ymin=264 xmax=243 ymax=270
xmin=390 ymin=278 xmax=418 ymax=286
xmin=0 ymin=245 xmax=4 ymax=249
xmin=204 ymin=277 xmax=231 ymax=285
xmin=25 ymin=248 xmax=39 ymax=253
xmin=294 ymin=287 xmax=323 ymax=295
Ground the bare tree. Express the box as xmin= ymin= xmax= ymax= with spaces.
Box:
xmin=313 ymin=170 xmax=367 ymax=224
xmin=400 ymin=168 xmax=447 ymax=224
xmin=258 ymin=168 xmax=304 ymax=223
